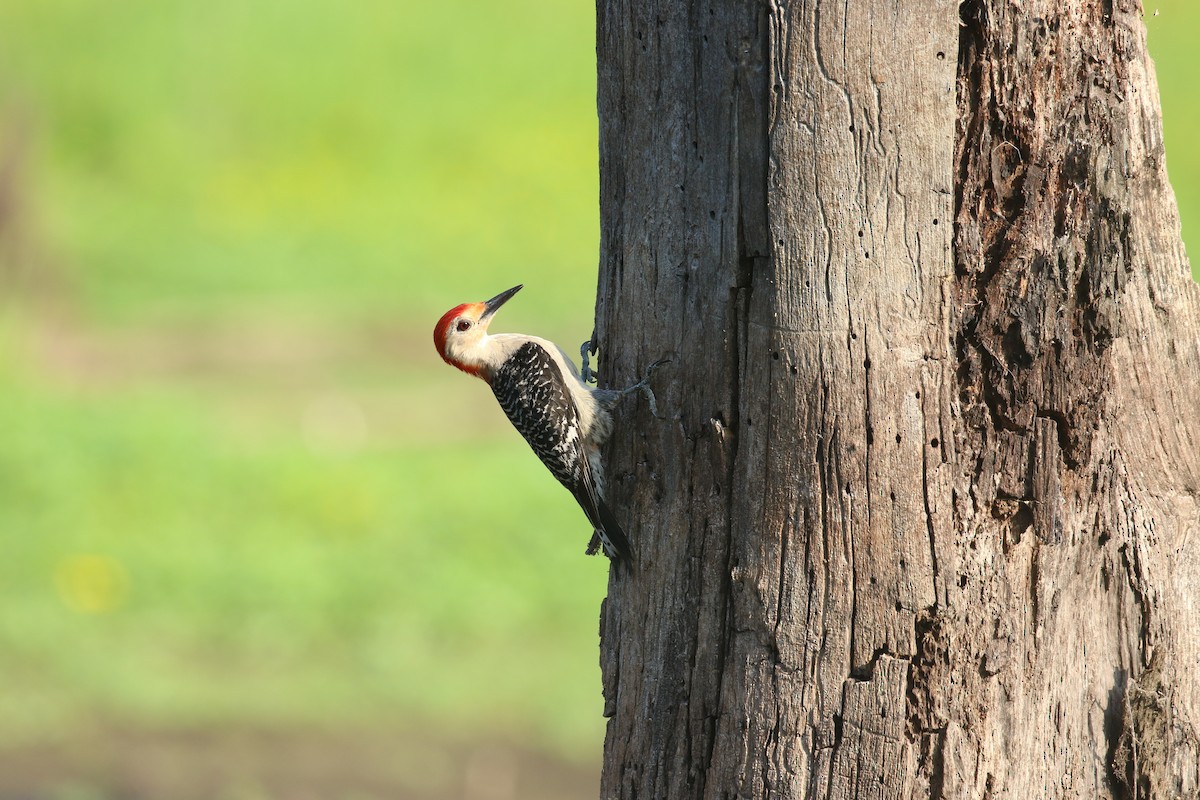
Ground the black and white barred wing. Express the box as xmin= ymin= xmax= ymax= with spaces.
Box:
xmin=489 ymin=341 xmax=631 ymax=560
xmin=490 ymin=342 xmax=585 ymax=487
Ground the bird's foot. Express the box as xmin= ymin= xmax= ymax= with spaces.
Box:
xmin=580 ymin=337 xmax=600 ymax=384
xmin=585 ymin=531 xmax=603 ymax=556
xmin=619 ymin=357 xmax=670 ymax=419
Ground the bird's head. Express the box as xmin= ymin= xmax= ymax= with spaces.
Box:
xmin=433 ymin=284 xmax=522 ymax=378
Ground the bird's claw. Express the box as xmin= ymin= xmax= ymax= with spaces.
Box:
xmin=628 ymin=357 xmax=671 ymax=419
xmin=646 ymin=357 xmax=671 ymax=373
xmin=580 ymin=339 xmax=599 ymax=384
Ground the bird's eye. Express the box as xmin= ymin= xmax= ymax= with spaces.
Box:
xmin=456 ymin=320 xmax=472 ymax=332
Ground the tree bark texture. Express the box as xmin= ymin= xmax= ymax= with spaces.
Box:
xmin=593 ymin=1 xmax=1200 ymax=798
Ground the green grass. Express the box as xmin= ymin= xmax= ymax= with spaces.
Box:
xmin=1148 ymin=0 xmax=1200 ymax=269
xmin=0 ymin=0 xmax=611 ymax=760
xmin=0 ymin=0 xmax=601 ymax=328
xmin=0 ymin=337 xmax=611 ymax=756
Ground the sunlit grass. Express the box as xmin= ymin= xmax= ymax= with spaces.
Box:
xmin=0 ymin=1 xmax=610 ymax=757
xmin=0 ymin=348 xmax=611 ymax=756
xmin=1147 ymin=0 xmax=1199 ymax=272
xmin=0 ymin=0 xmax=601 ymax=327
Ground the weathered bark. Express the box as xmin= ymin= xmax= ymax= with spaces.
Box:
xmin=593 ymin=1 xmax=1200 ymax=798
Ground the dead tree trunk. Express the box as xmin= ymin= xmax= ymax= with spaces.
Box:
xmin=593 ymin=1 xmax=1200 ymax=797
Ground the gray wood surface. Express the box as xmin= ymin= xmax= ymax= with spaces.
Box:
xmin=593 ymin=1 xmax=1199 ymax=797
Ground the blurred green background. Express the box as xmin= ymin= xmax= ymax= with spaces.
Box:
xmin=0 ymin=2 xmax=1195 ymax=798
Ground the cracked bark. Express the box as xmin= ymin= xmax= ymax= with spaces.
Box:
xmin=594 ymin=1 xmax=1200 ymax=798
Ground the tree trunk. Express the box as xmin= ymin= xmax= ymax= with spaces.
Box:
xmin=593 ymin=1 xmax=1200 ymax=797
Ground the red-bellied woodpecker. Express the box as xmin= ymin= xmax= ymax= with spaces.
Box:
xmin=433 ymin=284 xmax=664 ymax=565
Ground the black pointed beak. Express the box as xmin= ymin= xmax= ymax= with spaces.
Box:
xmin=481 ymin=284 xmax=522 ymax=320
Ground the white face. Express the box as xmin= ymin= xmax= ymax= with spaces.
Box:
xmin=434 ymin=285 xmax=523 ymax=375
xmin=442 ymin=310 xmax=490 ymax=367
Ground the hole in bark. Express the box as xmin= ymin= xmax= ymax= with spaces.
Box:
xmin=857 ymin=230 xmax=864 ymax=237
xmin=845 ymin=482 xmax=852 ymax=494
xmin=790 ymin=365 xmax=797 ymax=375
xmin=930 ymin=438 xmax=940 ymax=448
xmin=1001 ymin=321 xmax=1034 ymax=367
xmin=895 ymin=601 xmax=904 ymax=612
xmin=936 ymin=51 xmax=945 ymax=60
xmin=746 ymin=418 xmax=752 ymax=426
xmin=899 ymin=559 xmax=907 ymax=569
xmin=889 ymin=491 xmax=896 ymax=501
xmin=866 ymin=427 xmax=874 ymax=445
xmin=959 ymin=574 xmax=968 ymax=589
xmin=851 ymin=332 xmax=858 ymax=340
xmin=777 ymin=238 xmax=784 ymax=245
xmin=771 ymin=351 xmax=780 ymax=361
xmin=864 ymin=358 xmax=871 ymax=369
xmin=932 ymin=218 xmax=939 ymax=225
xmin=709 ymin=210 xmax=716 ymax=219
xmin=896 ymin=433 xmax=902 ymax=444
xmin=864 ymin=251 xmax=870 ymax=259
xmin=849 ymin=123 xmax=855 ymax=132
xmin=1098 ymin=531 xmax=1111 ymax=546
xmin=870 ymin=576 xmax=877 ymax=585
xmin=805 ymin=280 xmax=810 ymax=287
xmin=1009 ymin=504 xmax=1034 ymax=540
xmin=915 ymin=390 xmax=921 ymax=399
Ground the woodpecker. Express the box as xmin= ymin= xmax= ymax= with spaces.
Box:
xmin=433 ymin=284 xmax=663 ymax=565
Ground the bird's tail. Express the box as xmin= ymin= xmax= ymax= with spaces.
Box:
xmin=589 ymin=497 xmax=634 ymax=568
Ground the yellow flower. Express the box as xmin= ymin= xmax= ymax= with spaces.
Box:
xmin=54 ymin=554 xmax=129 ymax=615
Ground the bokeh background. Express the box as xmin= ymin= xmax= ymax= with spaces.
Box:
xmin=0 ymin=2 xmax=1195 ymax=798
